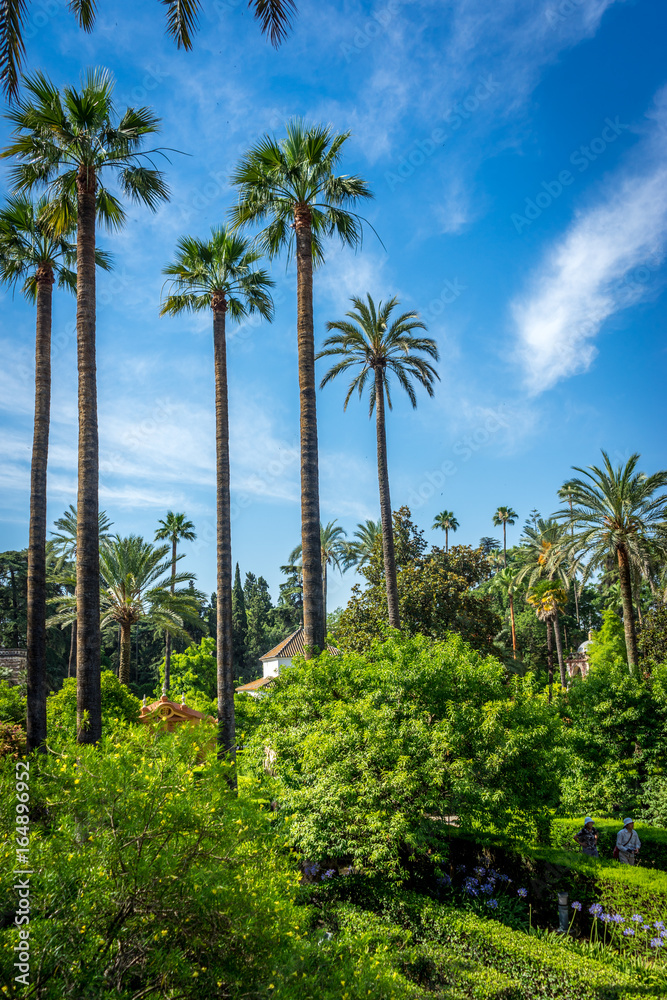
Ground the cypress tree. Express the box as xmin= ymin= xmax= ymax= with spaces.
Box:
xmin=231 ymin=564 xmax=248 ymax=681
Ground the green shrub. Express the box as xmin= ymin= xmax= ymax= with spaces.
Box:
xmin=158 ymin=637 xmax=217 ymax=713
xmin=0 ymin=680 xmax=25 ymax=725
xmin=246 ymin=633 xmax=565 ymax=875
xmin=0 ymin=720 xmax=26 ymax=759
xmin=640 ymin=775 xmax=667 ymax=828
xmin=46 ymin=670 xmax=141 ymax=737
xmin=552 ymin=817 xmax=667 ymax=872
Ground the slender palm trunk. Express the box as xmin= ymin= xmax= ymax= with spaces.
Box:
xmin=294 ymin=204 xmax=325 ymax=655
xmin=68 ymin=619 xmax=77 ymax=678
xmin=617 ymin=545 xmax=638 ymax=670
xmin=212 ymin=299 xmax=236 ymax=771
xmin=509 ymin=592 xmax=517 ymax=659
xmin=26 ymin=265 xmax=53 ymax=752
xmin=553 ymin=607 xmax=566 ymax=687
xmin=163 ymin=536 xmax=177 ymax=693
xmin=119 ymin=621 xmax=131 ymax=686
xmin=375 ymin=371 xmax=401 ymax=629
xmin=322 ymin=559 xmax=327 ymax=622
xmin=445 ymin=528 xmax=449 ymax=554
xmin=503 ymin=523 xmax=507 ymax=568
xmin=546 ymin=619 xmax=553 ymax=703
xmin=75 ymin=165 xmax=101 ymax=744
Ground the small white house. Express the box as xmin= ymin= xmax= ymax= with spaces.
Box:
xmin=235 ymin=627 xmax=339 ymax=696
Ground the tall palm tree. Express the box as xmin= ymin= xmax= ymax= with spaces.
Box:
xmin=289 ymin=520 xmax=348 ymax=616
xmin=344 ymin=519 xmax=382 ymax=571
xmin=230 ymin=120 xmax=373 ymax=655
xmin=4 ymin=68 xmax=170 ymax=743
xmin=50 ymin=505 xmax=113 ymax=678
xmin=432 ymin=510 xmax=459 ymax=553
xmin=1 ymin=0 xmax=296 ymax=101
xmin=558 ymin=451 xmax=667 ymax=671
xmin=161 ymin=226 xmax=273 ymax=760
xmin=0 ymin=194 xmax=76 ymax=752
xmin=49 ymin=536 xmax=201 ymax=687
xmin=527 ymin=580 xmax=568 ymax=699
xmin=491 ymin=567 xmax=519 ymax=660
xmin=155 ymin=512 xmax=196 ymax=695
xmin=557 ymin=484 xmax=581 ymax=623
xmin=318 ymin=294 xmax=439 ymax=629
xmin=492 ymin=506 xmax=518 ymax=567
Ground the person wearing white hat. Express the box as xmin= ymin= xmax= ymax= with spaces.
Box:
xmin=573 ymin=817 xmax=599 ymax=857
xmin=615 ymin=818 xmax=641 ymax=864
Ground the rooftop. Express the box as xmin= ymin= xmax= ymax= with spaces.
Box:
xmin=260 ymin=626 xmax=340 ymax=661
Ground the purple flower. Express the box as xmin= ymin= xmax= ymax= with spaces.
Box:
xmin=589 ymin=904 xmax=603 ymax=917
xmin=571 ymin=901 xmax=582 ymax=912
xmin=601 ymin=913 xmax=611 ymax=923
xmin=631 ymin=914 xmax=643 ymax=922
xmin=320 ymin=869 xmax=336 ymax=880
xmin=481 ymin=883 xmax=494 ymax=895
xmin=655 ymin=921 xmax=665 ymax=930
xmin=651 ymin=938 xmax=664 ymax=949
xmin=623 ymin=928 xmax=635 ymax=937
xmin=611 ymin=914 xmax=624 ymax=924
xmin=436 ymin=874 xmax=452 ymax=888
xmin=486 ymin=899 xmax=498 ymax=909
xmin=517 ymin=888 xmax=528 ymax=899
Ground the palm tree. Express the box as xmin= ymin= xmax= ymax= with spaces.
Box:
xmin=558 ymin=451 xmax=667 ymax=671
xmin=344 ymin=519 xmax=382 ymax=571
xmin=289 ymin=520 xmax=348 ymax=616
xmin=50 ymin=536 xmax=201 ymax=687
xmin=527 ymin=580 xmax=568 ymax=699
xmin=155 ymin=512 xmax=196 ymax=695
xmin=479 ymin=536 xmax=501 ymax=557
xmin=0 ymin=195 xmax=72 ymax=751
xmin=4 ymin=68 xmax=170 ymax=743
xmin=230 ymin=120 xmax=373 ymax=655
xmin=433 ymin=510 xmax=459 ymax=553
xmin=161 ymin=226 xmax=273 ymax=760
xmin=50 ymin=505 xmax=113 ymax=679
xmin=318 ymin=294 xmax=439 ymax=629
xmin=492 ymin=567 xmax=519 ymax=660
xmin=1 ymin=0 xmax=296 ymax=101
xmin=557 ymin=484 xmax=581 ymax=623
xmin=492 ymin=506 xmax=518 ymax=567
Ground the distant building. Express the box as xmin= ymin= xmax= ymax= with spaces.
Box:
xmin=566 ymin=631 xmax=594 ymax=682
xmin=235 ymin=626 xmax=339 ymax=696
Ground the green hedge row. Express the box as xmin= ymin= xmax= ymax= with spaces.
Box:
xmin=551 ymin=817 xmax=667 ymax=872
xmin=417 ymin=903 xmax=661 ymax=999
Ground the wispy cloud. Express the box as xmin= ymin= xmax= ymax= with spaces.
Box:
xmin=513 ymin=87 xmax=667 ymax=393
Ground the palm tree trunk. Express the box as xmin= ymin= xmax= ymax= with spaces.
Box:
xmin=68 ymin=619 xmax=77 ymax=678
xmin=294 ymin=204 xmax=325 ymax=655
xmin=26 ymin=266 xmax=53 ymax=752
xmin=75 ymin=165 xmax=102 ymax=745
xmin=546 ymin=619 xmax=553 ymax=703
xmin=212 ymin=299 xmax=236 ymax=771
xmin=509 ymin=592 xmax=517 ymax=659
xmin=553 ymin=607 xmax=566 ymax=687
xmin=322 ymin=560 xmax=327 ymax=622
xmin=118 ymin=621 xmax=131 ymax=686
xmin=503 ymin=522 xmax=507 ymax=568
xmin=617 ymin=545 xmax=638 ymax=670
xmin=375 ymin=372 xmax=401 ymax=629
xmin=163 ymin=536 xmax=177 ymax=693
xmin=445 ymin=527 xmax=449 ymax=554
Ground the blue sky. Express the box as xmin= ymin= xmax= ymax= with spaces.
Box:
xmin=1 ymin=0 xmax=666 ymax=612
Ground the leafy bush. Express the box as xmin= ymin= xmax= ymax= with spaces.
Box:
xmin=246 ymin=633 xmax=566 ymax=875
xmin=159 ymin=637 xmax=217 ymax=713
xmin=0 ymin=680 xmax=25 ymax=725
xmin=0 ymin=720 xmax=26 ymax=759
xmin=46 ymin=670 xmax=141 ymax=737
xmin=641 ymin=775 xmax=667 ymax=828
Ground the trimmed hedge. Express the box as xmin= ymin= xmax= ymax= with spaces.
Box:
xmin=552 ymin=817 xmax=667 ymax=872
xmin=418 ymin=903 xmax=662 ymax=999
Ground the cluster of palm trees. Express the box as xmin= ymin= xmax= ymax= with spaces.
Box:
xmin=1 ymin=64 xmax=443 ymax=756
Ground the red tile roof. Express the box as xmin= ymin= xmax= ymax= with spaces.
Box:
xmin=260 ymin=626 xmax=339 ymax=661
xmin=235 ymin=675 xmax=276 ymax=693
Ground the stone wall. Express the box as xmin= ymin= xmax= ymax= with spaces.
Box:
xmin=0 ymin=649 xmax=27 ymax=685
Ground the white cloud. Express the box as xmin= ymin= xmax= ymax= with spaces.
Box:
xmin=513 ymin=88 xmax=667 ymax=392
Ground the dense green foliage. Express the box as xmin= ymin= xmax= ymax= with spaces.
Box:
xmin=244 ymin=633 xmax=564 ymax=873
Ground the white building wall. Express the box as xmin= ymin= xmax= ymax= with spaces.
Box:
xmin=262 ymin=656 xmax=293 ymax=678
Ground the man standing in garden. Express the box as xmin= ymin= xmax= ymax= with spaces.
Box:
xmin=573 ymin=817 xmax=599 ymax=857
xmin=616 ymin=819 xmax=641 ymax=864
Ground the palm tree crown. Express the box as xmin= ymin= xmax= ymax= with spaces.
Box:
xmin=229 ymin=119 xmax=373 ymax=264
xmin=161 ymin=226 xmax=274 ymax=319
xmin=344 ymin=519 xmax=382 ymax=570
xmin=3 ymin=68 xmax=170 ymax=228
xmin=492 ymin=505 xmax=518 ymax=567
xmin=288 ymin=520 xmax=348 ymax=615
xmin=433 ymin=510 xmax=459 ymax=553
xmin=557 ymin=450 xmax=667 ymax=669
xmin=1 ymin=1 xmax=297 ymax=101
